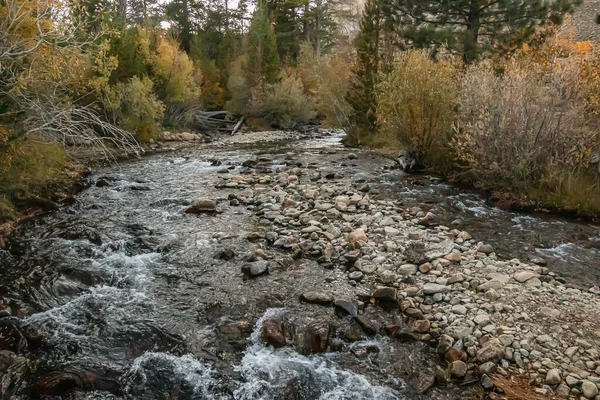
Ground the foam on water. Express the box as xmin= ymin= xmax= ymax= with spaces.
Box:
xmin=23 ymin=286 xmax=151 ymax=343
xmin=124 ymin=309 xmax=403 ymax=400
xmin=536 ymin=243 xmax=581 ymax=262
xmin=123 ymin=352 xmax=229 ymax=399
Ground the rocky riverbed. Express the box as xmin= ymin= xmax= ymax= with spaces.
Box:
xmin=1 ymin=129 xmax=599 ymax=399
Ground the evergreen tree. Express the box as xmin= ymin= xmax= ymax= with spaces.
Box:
xmin=165 ymin=0 xmax=192 ymax=52
xmin=246 ymin=2 xmax=280 ymax=84
xmin=387 ymin=0 xmax=582 ymax=63
xmin=346 ymin=0 xmax=383 ymax=135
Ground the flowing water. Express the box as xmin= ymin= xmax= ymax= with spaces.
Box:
xmin=1 ymin=130 xmax=598 ymax=399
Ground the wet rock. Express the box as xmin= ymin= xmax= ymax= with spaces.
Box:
xmin=32 ymin=372 xmax=83 ymax=397
xmin=354 ymin=315 xmax=379 ymax=335
xmin=304 ymin=320 xmax=331 ymax=353
xmin=0 ymin=350 xmax=16 ymax=372
xmin=185 ymin=199 xmax=217 ymax=214
xmin=348 ymin=153 xmax=358 ymax=160
xmin=404 ymin=307 xmax=424 ymax=320
xmin=434 ymin=367 xmax=450 ymax=386
xmin=418 ymin=372 xmax=436 ymax=393
xmin=300 ymin=291 xmax=334 ymax=305
xmin=215 ymin=249 xmax=235 ymax=260
xmin=241 ymin=260 xmax=269 ymax=278
xmin=262 ymin=318 xmax=286 ymax=348
xmin=450 ymin=360 xmax=467 ymax=378
xmin=242 ymin=155 xmax=258 ymax=167
xmin=247 ymin=232 xmax=263 ymax=242
xmin=334 ymin=300 xmax=358 ymax=317
xmin=96 ymin=178 xmax=110 ymax=187
xmin=0 ymin=320 xmax=27 ymax=353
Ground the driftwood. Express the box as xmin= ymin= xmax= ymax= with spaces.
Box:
xmin=192 ymin=111 xmax=243 ymax=135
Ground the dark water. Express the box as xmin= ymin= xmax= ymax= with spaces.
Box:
xmin=1 ymin=131 xmax=598 ymax=399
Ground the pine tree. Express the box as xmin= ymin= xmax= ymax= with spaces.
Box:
xmin=346 ymin=0 xmax=383 ymax=136
xmin=387 ymin=0 xmax=583 ymax=63
xmin=246 ymin=2 xmax=280 ymax=84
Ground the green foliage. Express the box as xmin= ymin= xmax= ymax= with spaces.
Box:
xmin=0 ymin=133 xmax=70 ymax=221
xmin=387 ymin=0 xmax=583 ymax=63
xmin=110 ymin=26 xmax=151 ymax=83
xmin=225 ymin=56 xmax=251 ymax=116
xmin=104 ymin=76 xmax=165 ymax=142
xmin=346 ymin=0 xmax=384 ymax=140
xmin=376 ymin=50 xmax=459 ymax=168
xmin=246 ymin=2 xmax=280 ymax=84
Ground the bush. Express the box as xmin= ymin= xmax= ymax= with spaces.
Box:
xmin=454 ymin=57 xmax=592 ymax=188
xmin=297 ymin=43 xmax=352 ymax=128
xmin=0 ymin=132 xmax=70 ymax=221
xmin=250 ymin=74 xmax=316 ymax=129
xmin=104 ymin=76 xmax=165 ymax=143
xmin=376 ymin=50 xmax=459 ymax=168
xmin=152 ymin=37 xmax=201 ymax=104
xmin=452 ymin=39 xmax=600 ymax=216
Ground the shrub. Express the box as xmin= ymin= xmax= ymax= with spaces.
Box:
xmin=152 ymin=37 xmax=201 ymax=104
xmin=225 ymin=56 xmax=251 ymax=117
xmin=297 ymin=43 xmax=353 ymax=128
xmin=375 ymin=50 xmax=459 ymax=168
xmin=453 ymin=57 xmax=592 ymax=188
xmin=0 ymin=132 xmax=70 ymax=221
xmin=250 ymin=74 xmax=316 ymax=129
xmin=104 ymin=76 xmax=165 ymax=143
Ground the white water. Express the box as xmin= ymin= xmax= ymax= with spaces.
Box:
xmin=124 ymin=308 xmax=404 ymax=400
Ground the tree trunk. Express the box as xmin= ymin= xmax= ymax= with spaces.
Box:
xmin=464 ymin=0 xmax=480 ymax=64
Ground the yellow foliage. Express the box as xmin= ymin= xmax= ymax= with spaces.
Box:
xmin=152 ymin=37 xmax=201 ymax=104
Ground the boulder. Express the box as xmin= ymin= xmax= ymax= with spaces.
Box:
xmin=185 ymin=199 xmax=217 ymax=214
xmin=262 ymin=318 xmax=286 ymax=348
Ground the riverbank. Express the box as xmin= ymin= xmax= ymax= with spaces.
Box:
xmin=1 ymin=129 xmax=599 ymax=399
